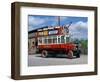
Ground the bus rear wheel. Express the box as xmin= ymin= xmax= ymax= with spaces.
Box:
xmin=67 ymin=50 xmax=73 ymax=59
xmin=41 ymin=50 xmax=48 ymax=58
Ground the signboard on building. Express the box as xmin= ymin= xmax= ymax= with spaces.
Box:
xmin=38 ymin=32 xmax=43 ymax=36
xmin=43 ymin=31 xmax=48 ymax=36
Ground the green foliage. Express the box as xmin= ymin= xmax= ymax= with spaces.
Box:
xmin=73 ymin=39 xmax=88 ymax=54
xmin=80 ymin=39 xmax=88 ymax=49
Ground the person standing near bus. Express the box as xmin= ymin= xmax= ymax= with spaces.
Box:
xmin=29 ymin=41 xmax=37 ymax=54
xmin=35 ymin=38 xmax=38 ymax=48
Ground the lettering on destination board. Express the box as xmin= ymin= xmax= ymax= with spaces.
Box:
xmin=49 ymin=30 xmax=58 ymax=35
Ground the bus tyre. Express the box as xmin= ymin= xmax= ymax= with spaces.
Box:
xmin=76 ymin=50 xmax=81 ymax=58
xmin=68 ymin=50 xmax=73 ymax=59
xmin=41 ymin=50 xmax=48 ymax=58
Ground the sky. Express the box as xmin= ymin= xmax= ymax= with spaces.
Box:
xmin=28 ymin=15 xmax=88 ymax=40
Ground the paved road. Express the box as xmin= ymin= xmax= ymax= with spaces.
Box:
xmin=28 ymin=54 xmax=87 ymax=66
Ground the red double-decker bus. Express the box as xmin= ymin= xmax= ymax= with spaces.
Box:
xmin=33 ymin=22 xmax=80 ymax=59
xmin=28 ymin=16 xmax=81 ymax=58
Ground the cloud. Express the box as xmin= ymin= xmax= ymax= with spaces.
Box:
xmin=74 ymin=21 xmax=87 ymax=31
xmin=69 ymin=21 xmax=88 ymax=40
xmin=28 ymin=16 xmax=58 ymax=31
xmin=28 ymin=26 xmax=34 ymax=31
xmin=70 ymin=21 xmax=87 ymax=31
xmin=29 ymin=16 xmax=46 ymax=27
xmin=28 ymin=16 xmax=50 ymax=31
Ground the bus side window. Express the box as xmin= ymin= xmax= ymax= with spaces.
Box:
xmin=66 ymin=37 xmax=69 ymax=43
xmin=44 ymin=38 xmax=48 ymax=44
xmin=58 ymin=36 xmax=60 ymax=43
xmin=48 ymin=38 xmax=52 ymax=44
xmin=53 ymin=36 xmax=57 ymax=44
xmin=61 ymin=36 xmax=65 ymax=43
xmin=48 ymin=36 xmax=52 ymax=44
